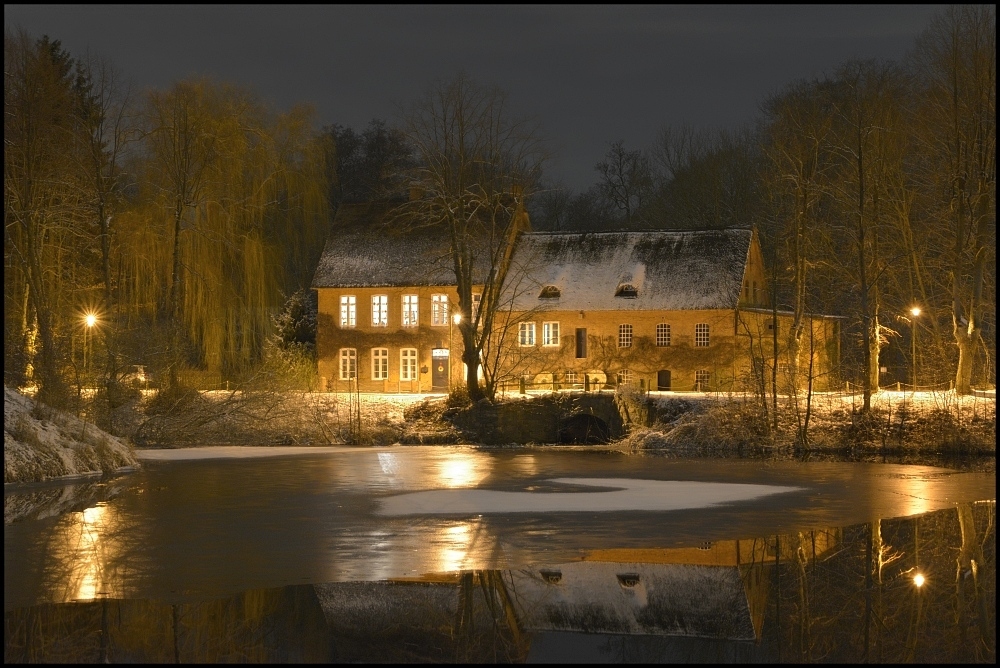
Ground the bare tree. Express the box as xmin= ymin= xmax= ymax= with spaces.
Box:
xmin=910 ymin=5 xmax=996 ymax=394
xmin=595 ymin=140 xmax=653 ymax=228
xmin=397 ymin=74 xmax=544 ymax=402
xmin=829 ymin=60 xmax=905 ymax=413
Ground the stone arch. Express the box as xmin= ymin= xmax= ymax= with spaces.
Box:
xmin=558 ymin=412 xmax=611 ymax=444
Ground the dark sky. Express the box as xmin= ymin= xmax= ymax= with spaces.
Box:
xmin=6 ymin=4 xmax=945 ymax=192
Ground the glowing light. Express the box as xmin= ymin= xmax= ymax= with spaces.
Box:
xmin=452 ymin=313 xmax=462 ymax=324
xmin=913 ymin=573 xmax=925 ymax=587
xmin=909 ymin=306 xmax=921 ymax=318
xmin=436 ymin=454 xmax=488 ymax=488
xmin=75 ymin=504 xmax=107 ymax=601
xmin=436 ymin=522 xmax=473 ymax=572
xmin=84 ymin=313 xmax=97 ymax=328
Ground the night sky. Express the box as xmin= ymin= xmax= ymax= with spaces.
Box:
xmin=5 ymin=4 xmax=945 ymax=191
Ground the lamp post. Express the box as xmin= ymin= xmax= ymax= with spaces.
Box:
xmin=450 ymin=312 xmax=462 ymax=390
xmin=909 ymin=306 xmax=920 ymax=393
xmin=83 ymin=313 xmax=97 ymax=383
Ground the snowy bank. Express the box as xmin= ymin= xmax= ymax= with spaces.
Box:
xmin=4 ymin=385 xmax=139 ymax=484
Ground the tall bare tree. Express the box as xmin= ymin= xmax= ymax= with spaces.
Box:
xmin=828 ymin=60 xmax=905 ymax=412
xmin=595 ymin=140 xmax=653 ymax=228
xmin=398 ymin=74 xmax=543 ymax=402
xmin=910 ymin=5 xmax=996 ymax=394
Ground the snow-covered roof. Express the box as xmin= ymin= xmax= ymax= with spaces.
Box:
xmin=312 ymin=202 xmax=452 ymax=288
xmin=311 ymin=202 xmax=491 ymax=288
xmin=313 ymin=209 xmax=752 ymax=313
xmin=510 ymin=561 xmax=760 ymax=639
xmin=509 ymin=229 xmax=751 ymax=311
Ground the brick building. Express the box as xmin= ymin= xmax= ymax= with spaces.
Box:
xmin=311 ymin=203 xmax=840 ymax=393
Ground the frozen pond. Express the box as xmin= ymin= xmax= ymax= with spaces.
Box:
xmin=4 ymin=446 xmax=996 ymax=662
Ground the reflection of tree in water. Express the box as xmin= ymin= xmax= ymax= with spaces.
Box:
xmin=767 ymin=501 xmax=995 ymax=663
xmin=5 ymin=503 xmax=993 ymax=663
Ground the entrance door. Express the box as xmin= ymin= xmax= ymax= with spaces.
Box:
xmin=431 ymin=349 xmax=449 ymax=391
xmin=575 ymin=328 xmax=587 ymax=358
xmin=657 ymin=369 xmax=671 ymax=391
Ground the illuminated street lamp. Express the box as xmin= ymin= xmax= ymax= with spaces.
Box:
xmin=83 ymin=312 xmax=98 ymax=379
xmin=912 ymin=572 xmax=925 ymax=588
xmin=908 ymin=306 xmax=921 ymax=393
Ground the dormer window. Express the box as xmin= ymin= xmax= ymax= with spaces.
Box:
xmin=615 ymin=284 xmax=638 ymax=298
xmin=539 ymin=285 xmax=561 ymax=299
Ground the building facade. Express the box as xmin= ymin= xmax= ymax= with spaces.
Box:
xmin=312 ymin=204 xmax=840 ymax=393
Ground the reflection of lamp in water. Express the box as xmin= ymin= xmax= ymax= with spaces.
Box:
xmin=438 ymin=453 xmax=486 ymax=488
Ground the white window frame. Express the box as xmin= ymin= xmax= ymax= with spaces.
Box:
xmin=656 ymin=323 xmax=671 ymax=347
xmin=339 ymin=348 xmax=357 ymax=380
xmin=564 ymin=370 xmax=578 ymax=385
xmin=695 ymin=369 xmax=711 ymax=391
xmin=471 ymin=293 xmax=482 ymax=320
xmin=542 ymin=321 xmax=560 ymax=347
xmin=695 ymin=323 xmax=710 ymax=347
xmin=618 ymin=324 xmax=633 ymax=348
xmin=371 ymin=295 xmax=388 ymax=327
xmin=400 ymin=348 xmax=418 ymax=381
xmin=519 ymin=321 xmax=536 ymax=347
xmin=617 ymin=369 xmax=633 ymax=386
xmin=402 ymin=294 xmax=418 ymax=327
xmin=371 ymin=348 xmax=388 ymax=380
xmin=339 ymin=295 xmax=356 ymax=328
xmin=431 ymin=294 xmax=449 ymax=326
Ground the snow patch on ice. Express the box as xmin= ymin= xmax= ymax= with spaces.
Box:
xmin=378 ymin=477 xmax=802 ymax=515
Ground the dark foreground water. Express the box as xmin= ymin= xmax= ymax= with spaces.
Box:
xmin=4 ymin=447 xmax=996 ymax=663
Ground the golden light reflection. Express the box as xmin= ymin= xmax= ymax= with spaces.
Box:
xmin=511 ymin=454 xmax=538 ymax=477
xmin=435 ymin=522 xmax=474 ymax=573
xmin=436 ymin=453 xmax=489 ymax=488
xmin=894 ymin=477 xmax=934 ymax=517
xmin=74 ymin=503 xmax=108 ymax=601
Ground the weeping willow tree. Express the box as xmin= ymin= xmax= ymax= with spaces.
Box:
xmin=120 ymin=80 xmax=330 ymax=384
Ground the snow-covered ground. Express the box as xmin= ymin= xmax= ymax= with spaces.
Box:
xmin=4 ymin=385 xmax=139 ymax=484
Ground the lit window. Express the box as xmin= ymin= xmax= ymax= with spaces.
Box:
xmin=618 ymin=324 xmax=633 ymax=348
xmin=372 ymin=295 xmax=388 ymax=327
xmin=402 ymin=295 xmax=418 ymax=327
xmin=339 ymin=348 xmax=357 ymax=380
xmin=431 ymin=294 xmax=449 ymax=326
xmin=519 ymin=322 xmax=536 ymax=347
xmin=656 ymin=323 xmax=671 ymax=347
xmin=695 ymin=369 xmax=711 ymax=391
xmin=339 ymin=295 xmax=356 ymax=328
xmin=400 ymin=348 xmax=417 ymax=381
xmin=371 ymin=348 xmax=388 ymax=380
xmin=564 ymin=371 xmax=578 ymax=385
xmin=542 ymin=321 xmax=560 ymax=346
xmin=617 ymin=369 xmax=633 ymax=386
xmin=471 ymin=293 xmax=482 ymax=320
xmin=695 ymin=323 xmax=710 ymax=347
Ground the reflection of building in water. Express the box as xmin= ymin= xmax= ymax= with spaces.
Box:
xmin=513 ymin=532 xmax=840 ymax=641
